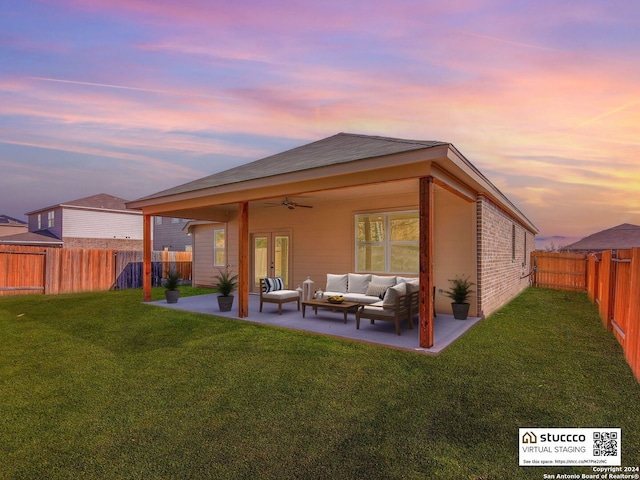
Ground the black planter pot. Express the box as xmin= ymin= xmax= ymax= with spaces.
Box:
xmin=451 ymin=302 xmax=470 ymax=320
xmin=165 ymin=290 xmax=180 ymax=304
xmin=217 ymin=295 xmax=234 ymax=312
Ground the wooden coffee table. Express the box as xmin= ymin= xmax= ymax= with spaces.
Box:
xmin=301 ymin=299 xmax=361 ymax=324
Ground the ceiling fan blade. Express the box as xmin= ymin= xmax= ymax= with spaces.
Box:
xmin=295 ymin=204 xmax=313 ymax=208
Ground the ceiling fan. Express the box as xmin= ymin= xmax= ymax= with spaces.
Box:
xmin=264 ymin=197 xmax=313 ymax=210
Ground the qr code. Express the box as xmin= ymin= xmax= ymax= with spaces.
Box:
xmin=593 ymin=431 xmax=618 ymax=456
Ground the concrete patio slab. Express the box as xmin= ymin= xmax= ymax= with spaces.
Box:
xmin=148 ymin=293 xmax=483 ymax=354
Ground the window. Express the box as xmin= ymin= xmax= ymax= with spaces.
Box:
xmin=155 ymin=217 xmax=162 ymax=225
xmin=214 ymin=229 xmax=226 ymax=266
xmin=356 ymin=211 xmax=419 ymax=273
xmin=37 ymin=214 xmax=42 ymax=230
xmin=47 ymin=211 xmax=55 ymax=228
xmin=171 ymin=218 xmax=180 ymax=223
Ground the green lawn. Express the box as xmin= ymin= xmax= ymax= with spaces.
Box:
xmin=0 ymin=287 xmax=638 ymax=479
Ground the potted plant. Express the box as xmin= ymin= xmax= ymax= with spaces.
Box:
xmin=213 ymin=267 xmax=238 ymax=312
xmin=164 ymin=269 xmax=181 ymax=304
xmin=444 ymin=275 xmax=475 ymax=320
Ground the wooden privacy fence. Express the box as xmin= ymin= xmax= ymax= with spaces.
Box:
xmin=0 ymin=246 xmax=192 ymax=296
xmin=531 ymin=251 xmax=588 ymax=291
xmin=532 ymin=249 xmax=640 ymax=384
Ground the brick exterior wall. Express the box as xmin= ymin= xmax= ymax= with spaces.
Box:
xmin=476 ymin=194 xmax=535 ymax=317
xmin=62 ymin=237 xmax=143 ymax=250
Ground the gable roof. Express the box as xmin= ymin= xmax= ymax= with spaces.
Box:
xmin=26 ymin=193 xmax=135 ymax=215
xmin=564 ymin=224 xmax=640 ymax=252
xmin=135 ymin=133 xmax=448 ymax=202
xmin=128 ymin=132 xmax=537 ymax=233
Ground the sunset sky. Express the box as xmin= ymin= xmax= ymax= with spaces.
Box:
xmin=2 ymin=0 xmax=639 ymax=247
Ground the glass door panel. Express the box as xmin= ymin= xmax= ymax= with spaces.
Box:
xmin=251 ymin=231 xmax=291 ymax=292
xmin=253 ymin=236 xmax=268 ymax=289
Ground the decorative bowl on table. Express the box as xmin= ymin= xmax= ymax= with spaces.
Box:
xmin=327 ymin=295 xmax=345 ymax=304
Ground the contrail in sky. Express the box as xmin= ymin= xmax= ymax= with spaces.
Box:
xmin=29 ymin=76 xmax=232 ymax=100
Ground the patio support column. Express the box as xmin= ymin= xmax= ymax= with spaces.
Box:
xmin=238 ymin=201 xmax=249 ymax=318
xmin=143 ymin=213 xmax=152 ymax=302
xmin=419 ymin=176 xmax=435 ymax=348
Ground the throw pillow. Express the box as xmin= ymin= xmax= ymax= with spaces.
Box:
xmin=366 ymin=282 xmax=390 ymax=299
xmin=264 ymin=277 xmax=284 ymax=293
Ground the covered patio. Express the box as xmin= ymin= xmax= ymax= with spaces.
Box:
xmin=149 ymin=293 xmax=483 ymax=354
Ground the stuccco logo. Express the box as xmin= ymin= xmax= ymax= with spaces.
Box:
xmin=522 ymin=431 xmax=586 ymax=443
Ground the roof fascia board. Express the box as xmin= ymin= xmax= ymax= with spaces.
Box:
xmin=430 ymin=164 xmax=476 ymax=202
xmin=444 ymin=146 xmax=539 ymax=233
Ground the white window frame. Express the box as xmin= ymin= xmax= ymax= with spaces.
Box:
xmin=47 ymin=211 xmax=55 ymax=228
xmin=355 ymin=210 xmax=419 ymax=274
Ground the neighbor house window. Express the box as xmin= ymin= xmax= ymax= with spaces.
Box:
xmin=37 ymin=214 xmax=42 ymax=230
xmin=47 ymin=211 xmax=55 ymax=228
xmin=214 ymin=229 xmax=226 ymax=266
xmin=155 ymin=217 xmax=162 ymax=225
xmin=355 ymin=211 xmax=419 ymax=273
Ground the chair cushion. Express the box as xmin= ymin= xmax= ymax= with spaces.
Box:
xmin=262 ymin=290 xmax=300 ymax=300
xmin=360 ymin=305 xmax=395 ymax=318
xmin=264 ymin=277 xmax=284 ymax=292
xmin=382 ymin=283 xmax=406 ymax=308
xmin=347 ymin=273 xmax=371 ymax=294
xmin=326 ymin=274 xmax=348 ymax=293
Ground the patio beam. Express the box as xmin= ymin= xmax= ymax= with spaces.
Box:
xmin=143 ymin=214 xmax=152 ymax=302
xmin=419 ymin=176 xmax=435 ymax=348
xmin=238 ymin=201 xmax=249 ymax=318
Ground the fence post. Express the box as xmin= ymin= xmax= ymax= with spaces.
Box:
xmin=625 ymin=248 xmax=640 ymax=383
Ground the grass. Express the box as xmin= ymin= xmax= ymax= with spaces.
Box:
xmin=0 ymin=287 xmax=639 ymax=479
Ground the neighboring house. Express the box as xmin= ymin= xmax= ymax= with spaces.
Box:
xmin=0 ymin=215 xmax=28 ymax=237
xmin=128 ymin=133 xmax=538 ymax=347
xmin=153 ymin=216 xmax=193 ymax=251
xmin=0 ymin=193 xmax=143 ymax=249
xmin=564 ymin=223 xmax=640 ymax=254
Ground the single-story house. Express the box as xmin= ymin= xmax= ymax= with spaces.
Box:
xmin=127 ymin=133 xmax=538 ymax=347
xmin=564 ymin=223 xmax=640 ymax=254
xmin=0 ymin=215 xmax=28 ymax=237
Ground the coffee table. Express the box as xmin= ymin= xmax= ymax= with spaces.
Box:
xmin=301 ymin=299 xmax=361 ymax=324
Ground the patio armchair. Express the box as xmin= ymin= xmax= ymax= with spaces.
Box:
xmin=356 ymin=286 xmax=419 ymax=335
xmin=259 ymin=278 xmax=301 ymax=315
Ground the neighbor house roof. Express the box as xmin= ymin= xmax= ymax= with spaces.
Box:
xmin=564 ymin=224 xmax=640 ymax=252
xmin=26 ymin=193 xmax=137 ymax=215
xmin=0 ymin=215 xmax=27 ymax=226
xmin=0 ymin=229 xmax=63 ymax=247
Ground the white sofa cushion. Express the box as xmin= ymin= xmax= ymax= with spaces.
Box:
xmin=372 ymin=275 xmax=397 ymax=286
xmin=347 ymin=273 xmax=371 ymax=294
xmin=382 ymin=282 xmax=407 ymax=309
xmin=326 ymin=274 xmax=348 ymax=292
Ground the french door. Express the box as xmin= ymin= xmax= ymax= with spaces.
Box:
xmin=251 ymin=230 xmax=291 ymax=292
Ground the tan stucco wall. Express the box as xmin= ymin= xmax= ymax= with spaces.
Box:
xmin=433 ymin=188 xmax=478 ymax=316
